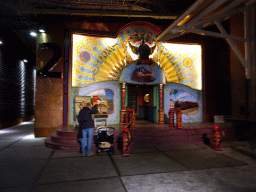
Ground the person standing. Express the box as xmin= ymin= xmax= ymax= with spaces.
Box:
xmin=78 ymin=102 xmax=97 ymax=156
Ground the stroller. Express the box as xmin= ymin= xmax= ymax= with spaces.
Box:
xmin=93 ymin=126 xmax=115 ymax=154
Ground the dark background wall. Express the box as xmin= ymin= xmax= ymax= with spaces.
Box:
xmin=0 ymin=29 xmax=36 ymax=129
xmin=230 ymin=12 xmax=248 ymax=119
xmin=203 ymin=34 xmax=232 ymax=122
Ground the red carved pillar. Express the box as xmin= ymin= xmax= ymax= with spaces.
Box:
xmin=176 ymin=108 xmax=182 ymax=129
xmin=169 ymin=108 xmax=175 ymax=127
xmin=120 ymin=83 xmax=127 ymax=124
xmin=158 ymin=83 xmax=165 ymax=124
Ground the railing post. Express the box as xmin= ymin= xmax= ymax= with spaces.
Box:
xmin=120 ymin=83 xmax=127 ymax=124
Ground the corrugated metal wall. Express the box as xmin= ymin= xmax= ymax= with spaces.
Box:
xmin=24 ymin=65 xmax=36 ymax=119
xmin=0 ymin=29 xmax=35 ymax=126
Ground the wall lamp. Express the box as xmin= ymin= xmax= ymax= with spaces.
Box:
xmin=39 ymin=29 xmax=45 ymax=33
xmin=30 ymin=31 xmax=37 ymax=37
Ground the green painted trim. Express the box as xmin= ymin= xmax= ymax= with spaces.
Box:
xmin=125 ymin=84 xmax=128 ymax=108
xmin=70 ymin=87 xmax=80 ymax=126
xmin=163 ymin=84 xmax=165 ymax=109
xmin=153 ymin=85 xmax=159 ymax=123
xmin=116 ymin=83 xmax=121 ymax=124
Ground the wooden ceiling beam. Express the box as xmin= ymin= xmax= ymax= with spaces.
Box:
xmin=15 ymin=5 xmax=178 ymax=19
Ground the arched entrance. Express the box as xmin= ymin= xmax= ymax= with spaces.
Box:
xmin=127 ymin=84 xmax=154 ymax=122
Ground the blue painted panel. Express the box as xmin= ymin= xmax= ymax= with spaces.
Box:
xmin=164 ymin=83 xmax=203 ymax=123
xmin=70 ymin=81 xmax=120 ymax=125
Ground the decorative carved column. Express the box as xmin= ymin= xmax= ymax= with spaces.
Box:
xmin=120 ymin=83 xmax=127 ymax=124
xmin=158 ymin=83 xmax=165 ymax=124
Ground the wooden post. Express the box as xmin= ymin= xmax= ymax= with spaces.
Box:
xmin=158 ymin=84 xmax=165 ymax=124
xmin=120 ymin=83 xmax=127 ymax=124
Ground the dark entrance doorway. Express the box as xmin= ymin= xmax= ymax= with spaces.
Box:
xmin=127 ymin=84 xmax=154 ymax=121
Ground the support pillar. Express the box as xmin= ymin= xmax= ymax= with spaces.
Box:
xmin=158 ymin=83 xmax=165 ymax=124
xmin=247 ymin=4 xmax=256 ymax=120
xmin=120 ymin=83 xmax=127 ymax=124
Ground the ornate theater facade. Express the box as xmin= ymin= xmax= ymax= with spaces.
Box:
xmin=34 ymin=19 xmax=233 ymax=138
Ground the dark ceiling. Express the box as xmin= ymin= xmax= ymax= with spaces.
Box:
xmin=0 ymin=0 xmax=197 ymax=52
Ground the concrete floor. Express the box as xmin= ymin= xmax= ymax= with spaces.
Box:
xmin=1 ymin=121 xmax=256 ymax=192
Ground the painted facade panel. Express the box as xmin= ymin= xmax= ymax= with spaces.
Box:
xmin=70 ymin=81 xmax=120 ymax=125
xmin=164 ymin=83 xmax=203 ymax=123
xmin=119 ymin=63 xmax=165 ymax=84
xmin=72 ymin=23 xmax=202 ymax=89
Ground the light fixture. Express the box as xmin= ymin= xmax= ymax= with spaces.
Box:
xmin=23 ymin=59 xmax=28 ymax=63
xmin=39 ymin=29 xmax=45 ymax=33
xmin=0 ymin=40 xmax=3 ymax=45
xmin=30 ymin=31 xmax=37 ymax=37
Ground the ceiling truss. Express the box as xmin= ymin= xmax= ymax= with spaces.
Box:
xmin=157 ymin=0 xmax=256 ymax=79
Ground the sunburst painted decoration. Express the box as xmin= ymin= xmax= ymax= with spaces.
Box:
xmin=72 ymin=22 xmax=202 ymax=90
xmin=158 ymin=43 xmax=202 ymax=89
xmin=72 ymin=35 xmax=123 ymax=87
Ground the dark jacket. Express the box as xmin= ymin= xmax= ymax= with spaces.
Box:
xmin=78 ymin=106 xmax=97 ymax=129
